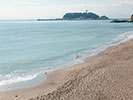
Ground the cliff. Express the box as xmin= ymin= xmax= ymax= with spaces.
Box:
xmin=129 ymin=14 xmax=133 ymax=22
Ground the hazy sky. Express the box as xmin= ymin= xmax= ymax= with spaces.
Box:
xmin=0 ymin=0 xmax=132 ymax=19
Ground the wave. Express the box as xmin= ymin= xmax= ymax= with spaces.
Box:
xmin=72 ymin=31 xmax=133 ymax=63
xmin=0 ymin=74 xmax=38 ymax=86
xmin=43 ymin=30 xmax=133 ymax=72
xmin=114 ymin=31 xmax=133 ymax=43
xmin=47 ymin=31 xmax=133 ymax=81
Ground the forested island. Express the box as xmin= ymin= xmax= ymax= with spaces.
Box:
xmin=37 ymin=11 xmax=109 ymax=21
xmin=63 ymin=12 xmax=109 ymax=20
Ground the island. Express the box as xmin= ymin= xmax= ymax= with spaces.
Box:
xmin=37 ymin=11 xmax=109 ymax=21
xmin=63 ymin=12 xmax=109 ymax=20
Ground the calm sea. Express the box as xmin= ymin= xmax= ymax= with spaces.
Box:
xmin=0 ymin=20 xmax=133 ymax=90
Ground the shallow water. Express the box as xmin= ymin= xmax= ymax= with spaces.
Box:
xmin=0 ymin=20 xmax=133 ymax=90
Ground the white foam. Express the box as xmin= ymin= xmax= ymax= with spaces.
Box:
xmin=72 ymin=31 xmax=133 ymax=65
xmin=0 ymin=74 xmax=38 ymax=86
xmin=114 ymin=31 xmax=133 ymax=43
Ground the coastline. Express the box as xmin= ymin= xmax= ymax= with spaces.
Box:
xmin=0 ymin=60 xmax=83 ymax=100
xmin=0 ymin=40 xmax=133 ymax=100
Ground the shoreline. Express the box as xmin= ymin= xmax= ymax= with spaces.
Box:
xmin=0 ymin=59 xmax=85 ymax=100
xmin=0 ymin=40 xmax=133 ymax=100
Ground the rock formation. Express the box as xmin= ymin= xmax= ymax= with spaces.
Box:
xmin=129 ymin=14 xmax=133 ymax=22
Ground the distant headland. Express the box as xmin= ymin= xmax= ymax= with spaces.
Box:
xmin=111 ymin=14 xmax=133 ymax=23
xmin=37 ymin=11 xmax=109 ymax=21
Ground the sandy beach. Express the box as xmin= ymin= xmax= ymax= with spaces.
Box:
xmin=1 ymin=40 xmax=133 ymax=100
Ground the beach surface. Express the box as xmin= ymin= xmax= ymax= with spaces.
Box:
xmin=0 ymin=40 xmax=133 ymax=100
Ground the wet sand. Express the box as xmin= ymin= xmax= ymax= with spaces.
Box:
xmin=0 ymin=40 xmax=133 ymax=100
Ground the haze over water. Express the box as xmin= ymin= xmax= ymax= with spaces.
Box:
xmin=0 ymin=20 xmax=133 ymax=90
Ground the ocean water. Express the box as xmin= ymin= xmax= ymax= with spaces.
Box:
xmin=0 ymin=20 xmax=133 ymax=90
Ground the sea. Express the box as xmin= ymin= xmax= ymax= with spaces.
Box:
xmin=0 ymin=20 xmax=133 ymax=91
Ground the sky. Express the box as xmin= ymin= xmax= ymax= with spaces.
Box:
xmin=0 ymin=0 xmax=132 ymax=19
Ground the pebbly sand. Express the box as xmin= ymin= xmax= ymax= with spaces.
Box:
xmin=0 ymin=40 xmax=133 ymax=100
